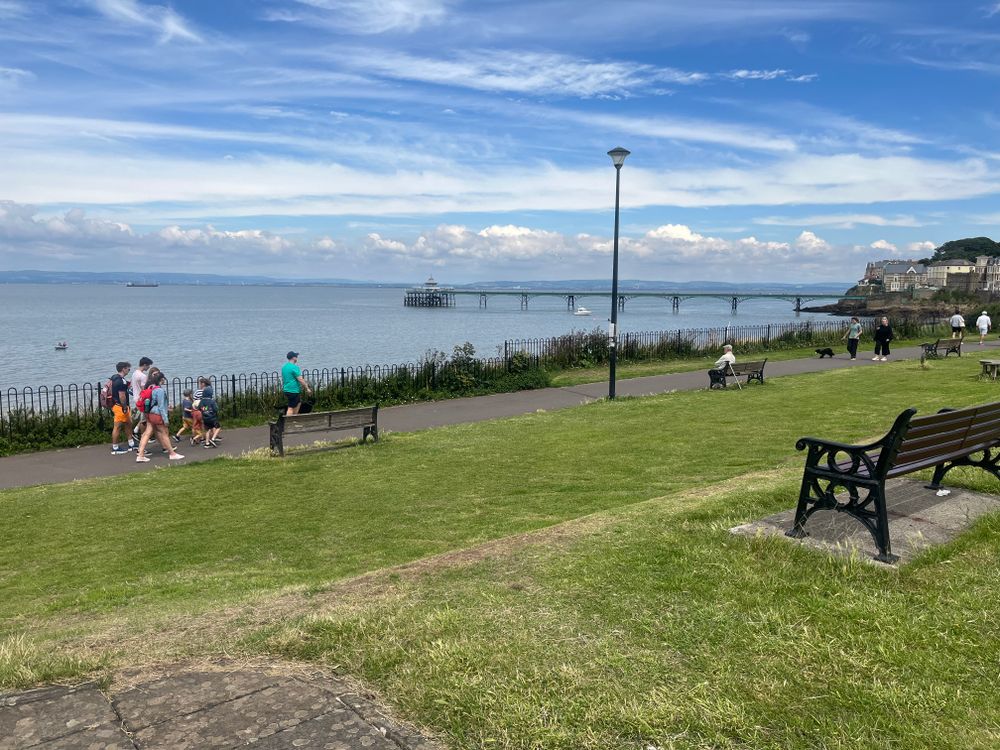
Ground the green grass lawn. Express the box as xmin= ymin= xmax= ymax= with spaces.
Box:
xmin=2 ymin=355 xmax=1000 ymax=748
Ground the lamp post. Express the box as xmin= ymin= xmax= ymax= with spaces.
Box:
xmin=607 ymin=146 xmax=630 ymax=400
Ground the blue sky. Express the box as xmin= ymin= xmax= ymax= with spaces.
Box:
xmin=1 ymin=0 xmax=999 ymax=283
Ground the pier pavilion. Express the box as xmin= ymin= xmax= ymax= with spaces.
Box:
xmin=404 ymin=276 xmax=456 ymax=307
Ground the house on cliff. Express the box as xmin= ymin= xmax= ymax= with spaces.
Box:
xmin=881 ymin=261 xmax=927 ymax=291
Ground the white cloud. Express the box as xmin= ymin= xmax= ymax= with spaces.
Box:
xmin=90 ymin=0 xmax=202 ymax=43
xmin=0 ymin=66 xmax=34 ymax=90
xmin=754 ymin=213 xmax=926 ymax=229
xmin=288 ymin=0 xmax=449 ymax=34
xmin=335 ymin=48 xmax=707 ymax=97
xmin=870 ymin=239 xmax=899 ymax=253
xmin=0 ymin=0 xmax=27 ymax=18
xmin=907 ymin=240 xmax=936 ymax=254
xmin=0 ymin=202 xmax=894 ymax=281
xmin=795 ymin=231 xmax=832 ymax=254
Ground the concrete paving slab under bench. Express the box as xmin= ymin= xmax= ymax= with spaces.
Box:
xmin=730 ymin=477 xmax=1000 ymax=566
xmin=0 ymin=661 xmax=440 ymax=750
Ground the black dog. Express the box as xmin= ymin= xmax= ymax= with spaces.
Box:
xmin=816 ymin=347 xmax=835 ymax=358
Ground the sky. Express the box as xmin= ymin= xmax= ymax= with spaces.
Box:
xmin=1 ymin=0 xmax=999 ymax=284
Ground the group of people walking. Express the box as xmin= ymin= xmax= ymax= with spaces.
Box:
xmin=107 ymin=357 xmax=222 ymax=463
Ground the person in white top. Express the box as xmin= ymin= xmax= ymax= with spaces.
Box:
xmin=129 ymin=356 xmax=153 ymax=442
xmin=949 ymin=310 xmax=966 ymax=339
xmin=976 ymin=310 xmax=992 ymax=344
xmin=714 ymin=344 xmax=736 ymax=371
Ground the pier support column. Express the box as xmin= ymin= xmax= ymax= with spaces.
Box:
xmin=672 ymin=296 xmax=680 ymax=313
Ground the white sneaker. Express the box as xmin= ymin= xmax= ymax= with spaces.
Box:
xmin=169 ymin=453 xmax=185 ymax=460
xmin=880 ymin=357 xmax=888 ymax=361
xmin=135 ymin=455 xmax=150 ymax=463
xmin=872 ymin=356 xmax=880 ymax=360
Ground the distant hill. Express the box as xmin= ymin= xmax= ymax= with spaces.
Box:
xmin=922 ymin=237 xmax=1000 ymax=264
xmin=0 ymin=270 xmax=389 ymax=286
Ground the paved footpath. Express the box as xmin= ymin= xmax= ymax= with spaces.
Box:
xmin=2 ymin=340 xmax=996 ymax=749
xmin=3 ymin=341 xmax=997 ymax=492
xmin=1 ymin=661 xmax=440 ymax=750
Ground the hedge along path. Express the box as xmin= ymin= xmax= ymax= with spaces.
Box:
xmin=36 ymin=467 xmax=801 ymax=671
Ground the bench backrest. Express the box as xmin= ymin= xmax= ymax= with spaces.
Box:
xmin=728 ymin=359 xmax=766 ymax=374
xmin=885 ymin=401 xmax=1000 ymax=475
xmin=280 ymin=406 xmax=377 ymax=435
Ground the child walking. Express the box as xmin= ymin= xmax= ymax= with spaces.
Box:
xmin=174 ymin=388 xmax=195 ymax=442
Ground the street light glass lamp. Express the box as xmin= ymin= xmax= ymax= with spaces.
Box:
xmin=607 ymin=147 xmax=630 ymax=168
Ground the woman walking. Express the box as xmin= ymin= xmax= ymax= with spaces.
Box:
xmin=136 ymin=372 xmax=185 ymax=462
xmin=842 ymin=316 xmax=862 ymax=360
xmin=873 ymin=317 xmax=894 ymax=361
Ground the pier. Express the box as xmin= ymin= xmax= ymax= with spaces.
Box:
xmin=404 ymin=287 xmax=864 ymax=313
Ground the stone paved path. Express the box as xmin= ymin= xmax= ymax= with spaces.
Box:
xmin=1 ymin=661 xmax=439 ymax=750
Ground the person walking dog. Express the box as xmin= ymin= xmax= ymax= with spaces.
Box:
xmin=843 ymin=317 xmax=862 ymax=360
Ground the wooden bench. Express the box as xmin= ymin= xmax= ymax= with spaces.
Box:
xmin=920 ymin=338 xmax=962 ymax=358
xmin=786 ymin=401 xmax=1000 ymax=562
xmin=708 ymin=359 xmax=767 ymax=389
xmin=269 ymin=405 xmax=378 ymax=457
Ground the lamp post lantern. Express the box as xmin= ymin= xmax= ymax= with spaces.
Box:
xmin=607 ymin=146 xmax=630 ymax=400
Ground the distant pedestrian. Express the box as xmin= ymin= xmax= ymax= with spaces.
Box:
xmin=976 ymin=310 xmax=992 ymax=344
xmin=842 ymin=317 xmax=862 ymax=360
xmin=950 ymin=309 xmax=966 ymax=339
xmin=135 ymin=372 xmax=184 ymax=462
xmin=130 ymin=357 xmax=153 ymax=442
xmin=282 ymin=351 xmax=313 ymax=415
xmin=110 ymin=361 xmax=133 ymax=454
xmin=873 ymin=317 xmax=893 ymax=361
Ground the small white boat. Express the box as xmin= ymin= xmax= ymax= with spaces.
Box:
xmin=573 ymin=307 xmax=592 ymax=316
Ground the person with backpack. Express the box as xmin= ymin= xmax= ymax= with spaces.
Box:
xmin=196 ymin=390 xmax=221 ymax=448
xmin=107 ymin=361 xmax=135 ymax=455
xmin=135 ymin=372 xmax=184 ymax=463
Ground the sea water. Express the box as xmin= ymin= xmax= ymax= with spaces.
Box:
xmin=0 ymin=284 xmax=842 ymax=389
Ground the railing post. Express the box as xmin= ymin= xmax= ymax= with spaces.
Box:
xmin=231 ymin=374 xmax=237 ymax=417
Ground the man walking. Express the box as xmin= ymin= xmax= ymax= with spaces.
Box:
xmin=130 ymin=356 xmax=153 ymax=441
xmin=950 ymin=309 xmax=966 ymax=339
xmin=110 ymin=361 xmax=133 ymax=454
xmin=976 ymin=310 xmax=992 ymax=344
xmin=282 ymin=351 xmax=313 ymax=415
